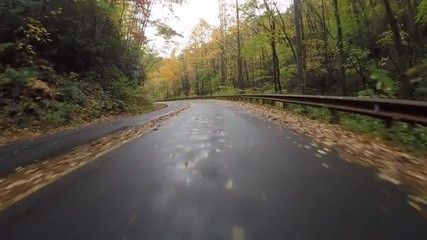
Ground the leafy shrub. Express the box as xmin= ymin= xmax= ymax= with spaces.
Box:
xmin=59 ymin=85 xmax=87 ymax=105
xmin=357 ymin=68 xmax=395 ymax=98
xmin=0 ymin=67 xmax=36 ymax=99
xmin=41 ymin=101 xmax=75 ymax=124
xmin=214 ymin=86 xmax=238 ymax=95
xmin=261 ymin=81 xmax=275 ymax=93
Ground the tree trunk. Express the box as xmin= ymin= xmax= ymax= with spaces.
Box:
xmin=321 ymin=0 xmax=332 ymax=92
xmin=273 ymin=2 xmax=297 ymax=62
xmin=272 ymin=40 xmax=281 ymax=92
xmin=219 ymin=0 xmax=227 ymax=85
xmin=244 ymin=60 xmax=250 ymax=87
xmin=294 ymin=0 xmax=305 ymax=94
xmin=333 ymin=0 xmax=347 ymax=95
xmin=270 ymin=18 xmax=281 ymax=93
xmin=251 ymin=58 xmax=255 ymax=87
xmin=383 ymin=0 xmax=412 ymax=99
xmin=236 ymin=0 xmax=244 ymax=89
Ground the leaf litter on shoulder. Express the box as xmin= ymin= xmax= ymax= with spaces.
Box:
xmin=0 ymin=104 xmax=193 ymax=211
xmin=0 ymin=103 xmax=168 ymax=147
xmin=224 ymin=100 xmax=427 ymax=215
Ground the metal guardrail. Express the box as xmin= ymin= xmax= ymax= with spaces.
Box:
xmin=162 ymin=94 xmax=427 ymax=125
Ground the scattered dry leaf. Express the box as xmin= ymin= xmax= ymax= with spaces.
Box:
xmin=0 ymin=103 xmax=168 ymax=146
xmin=222 ymin=100 xmax=427 ymax=199
xmin=317 ymin=150 xmax=328 ymax=155
xmin=408 ymin=200 xmax=422 ymax=212
xmin=0 ymin=104 xmax=192 ymax=211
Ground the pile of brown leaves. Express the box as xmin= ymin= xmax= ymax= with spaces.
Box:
xmin=225 ymin=100 xmax=427 ymax=214
xmin=0 ymin=103 xmax=168 ymax=147
xmin=0 ymin=103 xmax=192 ymax=211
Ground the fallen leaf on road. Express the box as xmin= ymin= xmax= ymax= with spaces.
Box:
xmin=377 ymin=173 xmax=401 ymax=185
xmin=323 ymin=147 xmax=331 ymax=152
xmin=408 ymin=200 xmax=422 ymax=212
xmin=317 ymin=150 xmax=328 ymax=155
xmin=408 ymin=195 xmax=427 ymax=206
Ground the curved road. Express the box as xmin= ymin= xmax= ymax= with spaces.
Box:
xmin=0 ymin=101 xmax=426 ymax=240
xmin=0 ymin=102 xmax=185 ymax=176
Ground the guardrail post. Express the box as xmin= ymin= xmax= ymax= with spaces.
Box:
xmin=384 ymin=118 xmax=395 ymax=140
xmin=262 ymin=99 xmax=266 ymax=105
xmin=282 ymin=102 xmax=286 ymax=109
xmin=329 ymin=109 xmax=340 ymax=124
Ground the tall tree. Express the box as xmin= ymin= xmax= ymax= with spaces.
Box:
xmin=236 ymin=0 xmax=244 ymax=89
xmin=383 ymin=0 xmax=411 ymax=99
xmin=333 ymin=0 xmax=347 ymax=95
xmin=294 ymin=0 xmax=305 ymax=94
xmin=218 ymin=0 xmax=228 ymax=86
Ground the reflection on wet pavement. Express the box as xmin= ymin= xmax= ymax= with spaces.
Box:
xmin=2 ymin=101 xmax=426 ymax=240
xmin=163 ymin=110 xmax=232 ymax=189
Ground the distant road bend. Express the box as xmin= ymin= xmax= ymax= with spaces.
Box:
xmin=0 ymin=102 xmax=185 ymax=176
xmin=0 ymin=100 xmax=426 ymax=240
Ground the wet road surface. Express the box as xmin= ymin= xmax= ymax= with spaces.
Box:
xmin=0 ymin=101 xmax=426 ymax=240
xmin=0 ymin=102 xmax=185 ymax=176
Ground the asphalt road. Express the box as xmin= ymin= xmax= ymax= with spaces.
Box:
xmin=0 ymin=102 xmax=185 ymax=176
xmin=0 ymin=101 xmax=426 ymax=240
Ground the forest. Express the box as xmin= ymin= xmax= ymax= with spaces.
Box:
xmin=146 ymin=0 xmax=427 ymax=101
xmin=0 ymin=0 xmax=181 ymax=132
xmin=1 ymin=0 xmax=427 ymax=139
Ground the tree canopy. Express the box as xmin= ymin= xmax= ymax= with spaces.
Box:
xmin=3 ymin=0 xmax=427 ymax=131
xmin=0 ymin=0 xmax=182 ymax=129
xmin=146 ymin=0 xmax=427 ymax=101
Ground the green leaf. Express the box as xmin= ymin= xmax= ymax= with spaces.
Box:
xmin=370 ymin=69 xmax=394 ymax=90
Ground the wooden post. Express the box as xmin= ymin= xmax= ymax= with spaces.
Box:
xmin=282 ymin=102 xmax=286 ymax=109
xmin=384 ymin=118 xmax=394 ymax=140
xmin=329 ymin=109 xmax=340 ymax=124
